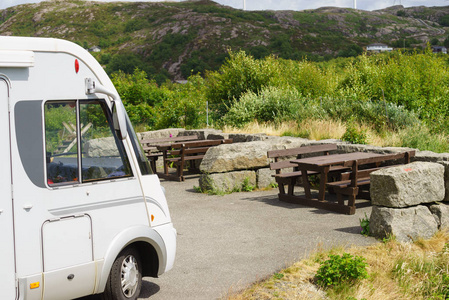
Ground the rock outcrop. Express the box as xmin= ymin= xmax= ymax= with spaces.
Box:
xmin=370 ymin=162 xmax=445 ymax=208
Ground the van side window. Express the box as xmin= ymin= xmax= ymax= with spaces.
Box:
xmin=45 ymin=100 xmax=132 ymax=186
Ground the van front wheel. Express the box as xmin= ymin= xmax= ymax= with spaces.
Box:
xmin=102 ymin=247 xmax=142 ymax=300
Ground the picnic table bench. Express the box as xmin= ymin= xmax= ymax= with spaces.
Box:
xmin=326 ymin=150 xmax=415 ymax=213
xmin=159 ymin=138 xmax=233 ymax=181
xmin=140 ymin=135 xmax=199 ymax=172
xmin=288 ymin=150 xmax=416 ymax=214
xmin=267 ymin=144 xmax=348 ymax=196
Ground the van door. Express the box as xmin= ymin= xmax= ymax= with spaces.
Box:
xmin=0 ymin=78 xmax=17 ymax=299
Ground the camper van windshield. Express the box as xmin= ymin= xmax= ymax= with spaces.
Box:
xmin=45 ymin=99 xmax=133 ymax=186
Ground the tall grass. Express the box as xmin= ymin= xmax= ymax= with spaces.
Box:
xmin=224 ymin=231 xmax=449 ymax=300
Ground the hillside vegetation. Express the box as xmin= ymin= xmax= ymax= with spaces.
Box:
xmin=2 ymin=0 xmax=449 ymax=152
xmin=1 ymin=0 xmax=449 ymax=82
xmin=109 ymin=48 xmax=449 ymax=152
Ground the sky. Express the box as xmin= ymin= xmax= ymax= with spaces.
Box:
xmin=1 ymin=0 xmax=448 ymax=11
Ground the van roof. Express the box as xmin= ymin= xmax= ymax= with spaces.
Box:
xmin=0 ymin=36 xmax=115 ymax=90
xmin=0 ymin=36 xmax=86 ymax=54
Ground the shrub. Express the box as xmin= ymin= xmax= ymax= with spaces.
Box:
xmin=321 ymin=98 xmax=420 ymax=132
xmin=205 ymin=50 xmax=278 ymax=115
xmin=155 ymin=74 xmax=208 ymax=129
xmin=359 ymin=213 xmax=370 ymax=236
xmin=341 ymin=123 xmax=367 ymax=144
xmin=221 ymin=86 xmax=313 ymax=127
xmin=316 ymin=253 xmax=368 ymax=287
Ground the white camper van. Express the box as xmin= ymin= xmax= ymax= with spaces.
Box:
xmin=0 ymin=36 xmax=176 ymax=300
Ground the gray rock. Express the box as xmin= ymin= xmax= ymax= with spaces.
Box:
xmin=181 ymin=129 xmax=223 ymax=140
xmin=370 ymin=162 xmax=444 ymax=208
xmin=228 ymin=133 xmax=270 ymax=143
xmin=438 ymin=161 xmax=449 ymax=202
xmin=199 ymin=171 xmax=256 ymax=193
xmin=370 ymin=205 xmax=439 ymax=242
xmin=429 ymin=203 xmax=449 ymax=229
xmin=207 ymin=133 xmax=231 ymax=140
xmin=338 ymin=144 xmax=414 ymax=155
xmin=84 ymin=136 xmax=118 ymax=157
xmin=256 ymin=168 xmax=276 ymax=189
xmin=199 ymin=138 xmax=310 ymax=173
xmin=414 ymin=151 xmax=449 ymax=162
xmin=139 ymin=128 xmax=185 ymax=140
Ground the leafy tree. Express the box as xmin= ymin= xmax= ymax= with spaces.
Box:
xmin=337 ymin=44 xmax=363 ymax=58
xmin=106 ymin=53 xmax=149 ymax=75
xmin=444 ymin=37 xmax=449 ymax=48
xmin=155 ymin=74 xmax=207 ymax=129
xmin=430 ymin=38 xmax=440 ymax=46
xmin=396 ymin=10 xmax=406 ymax=17
xmin=111 ymin=69 xmax=170 ymax=127
xmin=205 ymin=50 xmax=278 ymax=115
xmin=439 ymin=14 xmax=449 ymax=26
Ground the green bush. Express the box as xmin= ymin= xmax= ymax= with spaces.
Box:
xmin=321 ymin=98 xmax=420 ymax=132
xmin=342 ymin=124 xmax=367 ymax=144
xmin=205 ymin=50 xmax=279 ymax=115
xmin=359 ymin=213 xmax=370 ymax=236
xmin=316 ymin=253 xmax=368 ymax=287
xmin=337 ymin=50 xmax=449 ymax=125
xmin=155 ymin=74 xmax=208 ymax=129
xmin=221 ymin=86 xmax=301 ymax=126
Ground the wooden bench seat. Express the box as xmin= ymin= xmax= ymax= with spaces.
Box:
xmin=140 ymin=135 xmax=199 ymax=172
xmin=268 ymin=144 xmax=345 ymax=196
xmin=326 ymin=151 xmax=415 ymax=213
xmin=163 ymin=139 xmax=233 ymax=181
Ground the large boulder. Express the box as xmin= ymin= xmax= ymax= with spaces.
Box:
xmin=414 ymin=151 xmax=449 ymax=162
xmin=138 ymin=128 xmax=185 ymax=140
xmin=199 ymin=170 xmax=256 ymax=193
xmin=229 ymin=133 xmax=271 ymax=143
xmin=338 ymin=144 xmax=413 ymax=155
xmin=256 ymin=168 xmax=276 ymax=189
xmin=206 ymin=133 xmax=271 ymax=142
xmin=438 ymin=161 xmax=449 ymax=202
xmin=199 ymin=137 xmax=311 ymax=173
xmin=370 ymin=205 xmax=439 ymax=242
xmin=180 ymin=129 xmax=223 ymax=140
xmin=429 ymin=203 xmax=449 ymax=229
xmin=370 ymin=162 xmax=444 ymax=208
xmin=84 ymin=137 xmax=117 ymax=157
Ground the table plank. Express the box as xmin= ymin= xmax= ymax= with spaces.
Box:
xmin=291 ymin=152 xmax=386 ymax=167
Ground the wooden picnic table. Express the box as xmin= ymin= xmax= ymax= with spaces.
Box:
xmin=157 ymin=139 xmax=233 ymax=181
xmin=140 ymin=135 xmax=199 ymax=172
xmin=288 ymin=151 xmax=408 ymax=214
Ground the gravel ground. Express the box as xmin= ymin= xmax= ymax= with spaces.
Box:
xmin=80 ymin=173 xmax=377 ymax=300
xmin=137 ymin=174 xmax=377 ymax=300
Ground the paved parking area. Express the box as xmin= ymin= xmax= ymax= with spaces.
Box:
xmin=138 ymin=175 xmax=377 ymax=300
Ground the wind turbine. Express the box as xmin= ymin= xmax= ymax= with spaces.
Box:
xmin=243 ymin=0 xmax=246 ymax=10
xmin=354 ymin=0 xmax=357 ymax=9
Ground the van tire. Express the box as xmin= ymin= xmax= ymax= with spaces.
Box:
xmin=101 ymin=247 xmax=142 ymax=300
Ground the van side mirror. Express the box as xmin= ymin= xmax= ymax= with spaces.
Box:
xmin=85 ymin=78 xmax=128 ymax=140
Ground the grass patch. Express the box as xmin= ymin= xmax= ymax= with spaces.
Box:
xmin=223 ymin=119 xmax=449 ymax=153
xmin=224 ymin=231 xmax=449 ymax=300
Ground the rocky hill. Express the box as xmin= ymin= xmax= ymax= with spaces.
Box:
xmin=1 ymin=0 xmax=448 ymax=82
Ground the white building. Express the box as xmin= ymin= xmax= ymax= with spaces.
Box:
xmin=432 ymin=46 xmax=447 ymax=54
xmin=366 ymin=43 xmax=393 ymax=53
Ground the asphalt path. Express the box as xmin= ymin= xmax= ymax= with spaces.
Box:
xmin=137 ymin=175 xmax=377 ymax=300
